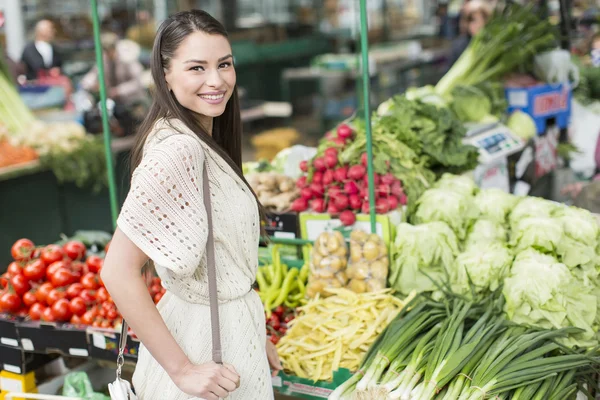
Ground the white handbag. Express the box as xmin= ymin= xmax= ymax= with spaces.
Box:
xmin=108 ymin=161 xmax=223 ymax=399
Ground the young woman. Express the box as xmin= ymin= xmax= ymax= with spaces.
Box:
xmin=101 ymin=10 xmax=280 ymax=400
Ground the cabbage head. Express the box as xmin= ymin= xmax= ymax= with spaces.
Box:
xmin=475 ymin=188 xmax=518 ymax=223
xmin=389 ymin=222 xmax=460 ymax=295
xmin=510 ymin=216 xmax=564 ymax=253
xmin=434 ymin=173 xmax=478 ymax=197
xmin=450 ymin=85 xmax=493 ymax=123
xmin=509 ymin=197 xmax=559 ymax=230
xmin=464 ymin=219 xmax=507 ymax=249
xmin=503 ymin=249 xmax=597 ymax=347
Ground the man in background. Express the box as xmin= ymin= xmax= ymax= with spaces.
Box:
xmin=20 ymin=19 xmax=62 ymax=80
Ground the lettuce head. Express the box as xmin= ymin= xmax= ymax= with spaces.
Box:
xmin=475 ymin=188 xmax=518 ymax=223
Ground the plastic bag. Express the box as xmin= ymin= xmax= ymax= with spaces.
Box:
xmin=62 ymin=372 xmax=110 ymax=400
xmin=305 ymin=231 xmax=348 ymax=298
xmin=534 ymin=50 xmax=579 ymax=87
xmin=346 ymin=230 xmax=389 ymax=293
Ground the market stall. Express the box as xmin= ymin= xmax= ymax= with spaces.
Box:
xmin=1 ymin=0 xmax=599 ymax=399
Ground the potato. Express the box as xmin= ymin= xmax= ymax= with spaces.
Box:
xmin=334 ymin=247 xmax=347 ymax=258
xmin=350 ymin=245 xmax=363 ymax=263
xmin=333 ymin=231 xmax=345 ymax=245
xmin=327 ymin=234 xmax=340 ymax=253
xmin=311 ymin=252 xmax=323 ymax=268
xmin=349 ymin=279 xmax=367 ymax=294
xmin=363 ymin=241 xmax=379 ymax=261
xmin=366 ymin=279 xmax=386 ymax=292
xmin=351 ymin=261 xmax=370 ymax=280
xmin=336 ymin=271 xmax=348 ymax=284
xmin=351 ymin=230 xmax=368 ymax=242
xmin=370 ymin=260 xmax=388 ymax=280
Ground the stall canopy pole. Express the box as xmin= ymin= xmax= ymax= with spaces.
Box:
xmin=358 ymin=0 xmax=376 ymax=234
xmin=91 ymin=0 xmax=120 ymax=229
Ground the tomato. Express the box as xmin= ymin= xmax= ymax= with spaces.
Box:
xmin=96 ymin=287 xmax=109 ymax=302
xmin=46 ymin=289 xmax=66 ymax=306
xmin=0 ymin=292 xmax=21 ymax=313
xmin=41 ymin=306 xmax=55 ymax=322
xmin=273 ymin=305 xmax=286 ymax=317
xmin=81 ymin=309 xmax=96 ymax=325
xmin=66 ymin=283 xmax=84 ymax=299
xmin=29 ymin=303 xmax=45 ymax=320
xmin=7 ymin=261 xmax=24 ymax=276
xmin=49 ymin=268 xmax=76 ymax=288
xmin=284 ymin=315 xmax=295 ymax=324
xmin=68 ymin=297 xmax=86 ymax=317
xmin=152 ymin=277 xmax=161 ymax=286
xmin=51 ymin=299 xmax=72 ymax=322
xmin=35 ymin=283 xmax=52 ymax=304
xmin=23 ymin=259 xmax=46 ymax=282
xmin=63 ymin=241 xmax=86 ymax=261
xmin=11 ymin=239 xmax=35 ymax=261
xmin=269 ymin=335 xmax=279 ymax=345
xmin=40 ymin=245 xmax=64 ymax=265
xmin=0 ymin=273 xmax=9 ymax=288
xmin=70 ymin=314 xmax=82 ymax=325
xmin=154 ymin=292 xmax=164 ymax=303
xmin=32 ymin=248 xmax=42 ymax=259
xmin=86 ymin=256 xmax=103 ymax=274
xmin=100 ymin=319 xmax=111 ymax=329
xmin=22 ymin=291 xmax=37 ymax=307
xmin=107 ymin=309 xmax=118 ymax=320
xmin=99 ymin=307 xmax=107 ymax=318
xmin=92 ymin=318 xmax=102 ymax=328
xmin=278 ymin=327 xmax=287 ymax=336
xmin=46 ymin=261 xmax=69 ymax=281
xmin=79 ymin=289 xmax=96 ymax=305
xmin=81 ymin=272 xmax=99 ymax=290
xmin=150 ymin=283 xmax=162 ymax=296
xmin=10 ymin=274 xmax=31 ymax=296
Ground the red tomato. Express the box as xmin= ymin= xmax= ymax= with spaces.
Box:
xmin=269 ymin=335 xmax=279 ymax=345
xmin=36 ymin=282 xmax=53 ymax=304
xmin=284 ymin=315 xmax=295 ymax=324
xmin=69 ymin=297 xmax=86 ymax=317
xmin=81 ymin=309 xmax=96 ymax=325
xmin=42 ymin=306 xmax=55 ymax=322
xmin=46 ymin=261 xmax=69 ymax=281
xmin=154 ymin=292 xmax=164 ymax=303
xmin=11 ymin=239 xmax=35 ymax=261
xmin=152 ymin=277 xmax=161 ymax=286
xmin=40 ymin=245 xmax=64 ymax=265
xmin=81 ymin=272 xmax=99 ymax=290
xmin=66 ymin=283 xmax=84 ymax=299
xmin=0 ymin=292 xmax=21 ymax=313
xmin=7 ymin=261 xmax=23 ymax=276
xmin=273 ymin=305 xmax=285 ymax=317
xmin=86 ymin=256 xmax=103 ymax=274
xmin=70 ymin=261 xmax=85 ymax=279
xmin=100 ymin=319 xmax=111 ymax=328
xmin=22 ymin=291 xmax=37 ymax=307
xmin=0 ymin=273 xmax=9 ymax=288
xmin=46 ymin=289 xmax=66 ymax=306
xmin=10 ymin=274 xmax=31 ymax=296
xmin=107 ymin=309 xmax=118 ymax=320
xmin=32 ymin=248 xmax=42 ymax=259
xmin=29 ymin=303 xmax=45 ymax=320
xmin=150 ymin=283 xmax=162 ymax=296
xmin=63 ymin=241 xmax=86 ymax=261
xmin=92 ymin=318 xmax=101 ymax=328
xmin=79 ymin=289 xmax=97 ymax=305
xmin=16 ymin=308 xmax=29 ymax=318
xmin=70 ymin=314 xmax=82 ymax=325
xmin=278 ymin=327 xmax=287 ymax=336
xmin=49 ymin=268 xmax=76 ymax=288
xmin=96 ymin=287 xmax=109 ymax=302
xmin=23 ymin=259 xmax=46 ymax=282
xmin=99 ymin=308 xmax=107 ymax=318
xmin=51 ymin=299 xmax=72 ymax=322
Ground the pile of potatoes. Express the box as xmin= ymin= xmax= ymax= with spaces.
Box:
xmin=346 ymin=230 xmax=389 ymax=293
xmin=306 ymin=231 xmax=348 ymax=298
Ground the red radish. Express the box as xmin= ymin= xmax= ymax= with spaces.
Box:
xmin=344 ymin=181 xmax=359 ymax=195
xmin=334 ymin=137 xmax=347 ymax=146
xmin=313 ymin=171 xmax=323 ymax=184
xmin=363 ymin=173 xmax=380 ymax=187
xmin=361 ymin=153 xmax=368 ymax=167
xmin=377 ymin=183 xmax=391 ymax=197
xmin=391 ymin=181 xmax=404 ymax=198
xmin=333 ymin=194 xmax=349 ymax=210
xmin=348 ymin=165 xmax=366 ymax=181
xmin=337 ymin=124 xmax=353 ymax=139
xmin=339 ymin=210 xmax=356 ymax=226
xmin=334 ymin=167 xmax=348 ymax=182
xmin=381 ymin=173 xmax=395 ymax=185
xmin=328 ymin=186 xmax=343 ymax=198
xmin=311 ymin=198 xmax=327 ymax=213
xmin=327 ymin=203 xmax=340 ymax=216
xmin=323 ymin=170 xmax=335 ymax=186
xmin=310 ymin=183 xmax=325 ymax=197
xmin=301 ymin=187 xmax=314 ymax=200
xmin=349 ymin=194 xmax=362 ymax=210
xmin=325 ymin=131 xmax=334 ymax=140
xmin=324 ymin=154 xmax=338 ymax=169
xmin=360 ymin=185 xmax=369 ymax=200
xmin=296 ymin=176 xmax=307 ymax=188
xmin=291 ymin=198 xmax=308 ymax=212
xmin=313 ymin=157 xmax=326 ymax=172
xmin=299 ymin=160 xmax=308 ymax=172
xmin=361 ymin=202 xmax=371 ymax=214
xmin=387 ymin=195 xmax=399 ymax=210
xmin=324 ymin=148 xmax=338 ymax=157
xmin=399 ymin=193 xmax=408 ymax=206
xmin=376 ymin=198 xmax=390 ymax=214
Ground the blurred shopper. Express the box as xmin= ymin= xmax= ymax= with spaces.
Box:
xmin=448 ymin=1 xmax=491 ymax=67
xmin=21 ymin=19 xmax=62 ymax=80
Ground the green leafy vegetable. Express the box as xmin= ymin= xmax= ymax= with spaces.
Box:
xmin=507 ymin=110 xmax=538 ymax=140
xmin=475 ymin=188 xmax=518 ymax=223
xmin=434 ymin=173 xmax=478 ymax=197
xmin=449 ymin=85 xmax=493 ymax=123
xmin=464 ymin=219 xmax=507 ymax=249
xmin=509 ymin=196 xmax=558 ymax=230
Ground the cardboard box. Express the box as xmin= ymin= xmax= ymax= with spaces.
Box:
xmin=15 ymin=322 xmax=88 ymax=358
xmin=273 ymin=369 xmax=352 ymax=399
xmin=0 ymin=315 xmax=20 ymax=349
xmin=0 ymin=345 xmax=56 ymax=375
xmin=87 ymin=328 xmax=140 ymax=362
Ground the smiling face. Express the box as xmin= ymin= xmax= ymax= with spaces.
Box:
xmin=164 ymin=31 xmax=236 ymax=129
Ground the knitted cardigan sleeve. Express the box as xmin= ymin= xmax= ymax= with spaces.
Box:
xmin=117 ymin=133 xmax=208 ymax=277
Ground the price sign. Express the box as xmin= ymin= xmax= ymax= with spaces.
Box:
xmin=533 ymin=126 xmax=559 ymax=177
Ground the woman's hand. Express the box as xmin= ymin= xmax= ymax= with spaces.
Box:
xmin=266 ymin=339 xmax=282 ymax=377
xmin=172 ymin=361 xmax=240 ymax=400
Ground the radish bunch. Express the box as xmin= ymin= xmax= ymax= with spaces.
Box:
xmin=290 ymin=124 xmax=407 ymax=226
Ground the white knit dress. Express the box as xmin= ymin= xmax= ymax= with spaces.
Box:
xmin=117 ymin=119 xmax=274 ymax=400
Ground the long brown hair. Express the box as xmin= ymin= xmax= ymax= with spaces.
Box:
xmin=130 ymin=10 xmax=266 ymax=233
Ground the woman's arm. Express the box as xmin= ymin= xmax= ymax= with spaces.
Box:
xmin=101 ymin=228 xmax=190 ymax=379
